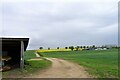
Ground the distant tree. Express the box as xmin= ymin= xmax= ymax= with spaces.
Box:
xmin=75 ymin=46 xmax=79 ymax=51
xmin=48 ymin=47 xmax=50 ymax=50
xmin=118 ymin=46 xmax=120 ymax=49
xmin=69 ymin=46 xmax=74 ymax=51
xmin=116 ymin=46 xmax=118 ymax=49
xmin=65 ymin=47 xmax=68 ymax=49
xmin=39 ymin=47 xmax=43 ymax=50
xmin=112 ymin=46 xmax=118 ymax=49
xmin=80 ymin=46 xmax=83 ymax=49
xmin=83 ymin=46 xmax=86 ymax=49
xmin=92 ymin=45 xmax=96 ymax=48
xmin=57 ymin=47 xmax=59 ymax=49
xmin=86 ymin=46 xmax=89 ymax=48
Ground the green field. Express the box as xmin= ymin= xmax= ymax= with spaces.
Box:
xmin=38 ymin=49 xmax=118 ymax=78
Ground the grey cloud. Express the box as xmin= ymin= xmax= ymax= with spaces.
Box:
xmin=1 ymin=0 xmax=118 ymax=49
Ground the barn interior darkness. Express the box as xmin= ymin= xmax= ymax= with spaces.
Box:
xmin=2 ymin=41 xmax=21 ymax=68
xmin=1 ymin=38 xmax=29 ymax=70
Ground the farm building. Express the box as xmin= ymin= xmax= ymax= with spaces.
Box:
xmin=0 ymin=37 xmax=29 ymax=71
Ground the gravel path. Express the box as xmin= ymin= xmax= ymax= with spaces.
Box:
xmin=26 ymin=58 xmax=92 ymax=78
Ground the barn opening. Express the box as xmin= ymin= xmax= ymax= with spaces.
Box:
xmin=0 ymin=37 xmax=29 ymax=71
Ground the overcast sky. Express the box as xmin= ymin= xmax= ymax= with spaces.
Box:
xmin=0 ymin=0 xmax=119 ymax=49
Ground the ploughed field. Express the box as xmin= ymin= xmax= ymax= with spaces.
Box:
xmin=38 ymin=49 xmax=118 ymax=78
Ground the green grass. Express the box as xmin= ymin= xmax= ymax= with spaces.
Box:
xmin=3 ymin=50 xmax=52 ymax=77
xmin=40 ymin=49 xmax=118 ymax=78
xmin=24 ymin=50 xmax=36 ymax=60
xmin=24 ymin=59 xmax=52 ymax=73
xmin=24 ymin=50 xmax=52 ymax=74
xmin=3 ymin=59 xmax=51 ymax=77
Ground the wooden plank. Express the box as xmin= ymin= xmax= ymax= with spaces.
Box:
xmin=20 ymin=41 xmax=24 ymax=69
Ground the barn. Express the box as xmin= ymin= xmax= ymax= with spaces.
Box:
xmin=0 ymin=37 xmax=29 ymax=71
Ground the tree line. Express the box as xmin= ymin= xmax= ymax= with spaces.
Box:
xmin=39 ymin=45 xmax=97 ymax=51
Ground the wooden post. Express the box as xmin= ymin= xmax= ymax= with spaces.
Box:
xmin=20 ymin=41 xmax=24 ymax=69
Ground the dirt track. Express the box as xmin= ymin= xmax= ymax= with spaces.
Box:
xmin=26 ymin=58 xmax=92 ymax=78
